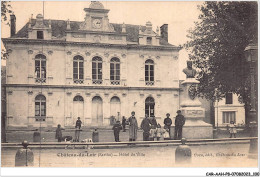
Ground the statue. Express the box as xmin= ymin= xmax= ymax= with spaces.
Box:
xmin=183 ymin=61 xmax=196 ymax=78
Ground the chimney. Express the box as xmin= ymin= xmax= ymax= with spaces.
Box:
xmin=10 ymin=14 xmax=16 ymax=37
xmin=160 ymin=24 xmax=168 ymax=42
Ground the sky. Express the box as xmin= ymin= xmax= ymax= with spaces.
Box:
xmin=1 ymin=1 xmax=203 ymax=80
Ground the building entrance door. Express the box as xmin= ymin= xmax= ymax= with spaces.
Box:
xmin=110 ymin=96 xmax=121 ymax=122
xmin=73 ymin=96 xmax=84 ymax=126
xmin=92 ymin=96 xmax=103 ymax=126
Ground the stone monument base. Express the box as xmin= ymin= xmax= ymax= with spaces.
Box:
xmin=182 ymin=124 xmax=213 ymax=139
xmin=170 ymin=123 xmax=213 ymax=139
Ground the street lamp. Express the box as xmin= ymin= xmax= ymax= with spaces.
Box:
xmin=244 ymin=42 xmax=258 ymax=159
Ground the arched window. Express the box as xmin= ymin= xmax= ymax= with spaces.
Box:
xmin=73 ymin=95 xmax=84 ymax=102
xmin=35 ymin=54 xmax=46 ymax=83
xmin=110 ymin=57 xmax=120 ymax=85
xmin=110 ymin=96 xmax=121 ymax=119
xmin=92 ymin=56 xmax=102 ymax=84
xmin=145 ymin=97 xmax=155 ymax=117
xmin=145 ymin=59 xmax=154 ymax=86
xmin=35 ymin=94 xmax=46 ymax=121
xmin=73 ymin=55 xmax=84 ymax=84
xmin=147 ymin=37 xmax=152 ymax=45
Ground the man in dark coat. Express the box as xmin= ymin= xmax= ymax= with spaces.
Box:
xmin=112 ymin=121 xmax=122 ymax=142
xmin=174 ymin=110 xmax=185 ymax=140
xmin=164 ymin=113 xmax=172 ymax=138
xmin=55 ymin=124 xmax=63 ymax=142
xmin=141 ymin=114 xmax=151 ymax=141
xmin=75 ymin=117 xmax=82 ymax=142
xmin=122 ymin=116 xmax=126 ymax=132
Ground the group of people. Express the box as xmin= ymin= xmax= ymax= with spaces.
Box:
xmin=112 ymin=110 xmax=186 ymax=142
xmin=140 ymin=110 xmax=185 ymax=141
xmin=55 ymin=110 xmax=186 ymax=143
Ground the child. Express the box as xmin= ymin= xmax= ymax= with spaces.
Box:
xmin=112 ymin=121 xmax=122 ymax=142
xmin=229 ymin=121 xmax=237 ymax=138
xmin=55 ymin=124 xmax=63 ymax=142
xmin=156 ymin=124 xmax=164 ymax=141
xmin=149 ymin=125 xmax=157 ymax=141
xmin=163 ymin=125 xmax=170 ymax=140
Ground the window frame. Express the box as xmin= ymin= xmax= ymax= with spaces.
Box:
xmin=146 ymin=37 xmax=152 ymax=45
xmin=92 ymin=56 xmax=103 ymax=84
xmin=110 ymin=57 xmax=120 ymax=85
xmin=225 ymin=93 xmax=233 ymax=104
xmin=222 ymin=111 xmax=236 ymax=124
xmin=145 ymin=97 xmax=155 ymax=117
xmin=145 ymin=59 xmax=154 ymax=86
xmin=37 ymin=31 xmax=44 ymax=39
xmin=35 ymin=54 xmax=47 ymax=83
xmin=35 ymin=95 xmax=46 ymax=121
xmin=73 ymin=55 xmax=84 ymax=84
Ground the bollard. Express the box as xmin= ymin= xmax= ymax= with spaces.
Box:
xmin=92 ymin=129 xmax=99 ymax=142
xmin=15 ymin=140 xmax=34 ymax=167
xmin=175 ymin=138 xmax=192 ymax=164
xmin=33 ymin=130 xmax=41 ymax=142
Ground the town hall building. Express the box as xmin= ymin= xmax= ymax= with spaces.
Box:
xmin=2 ymin=2 xmax=182 ymax=129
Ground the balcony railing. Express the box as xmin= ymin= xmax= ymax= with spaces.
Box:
xmin=35 ymin=78 xmax=46 ymax=83
xmin=73 ymin=79 xmax=84 ymax=84
xmin=110 ymin=80 xmax=120 ymax=85
xmin=35 ymin=116 xmax=46 ymax=121
xmin=145 ymin=81 xmax=154 ymax=86
xmin=92 ymin=79 xmax=103 ymax=85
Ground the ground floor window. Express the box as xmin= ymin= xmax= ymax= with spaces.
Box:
xmin=145 ymin=97 xmax=155 ymax=117
xmin=223 ymin=111 xmax=236 ymax=123
xmin=35 ymin=94 xmax=46 ymax=121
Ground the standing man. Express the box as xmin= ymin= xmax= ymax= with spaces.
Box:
xmin=141 ymin=114 xmax=151 ymax=141
xmin=174 ymin=110 xmax=185 ymax=140
xmin=122 ymin=116 xmax=126 ymax=132
xmin=128 ymin=111 xmax=138 ymax=141
xmin=112 ymin=121 xmax=122 ymax=142
xmin=75 ymin=117 xmax=82 ymax=142
xmin=164 ymin=113 xmax=172 ymax=138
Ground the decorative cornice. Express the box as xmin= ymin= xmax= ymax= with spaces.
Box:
xmin=2 ymin=38 xmax=181 ymax=51
xmin=4 ymin=83 xmax=180 ymax=91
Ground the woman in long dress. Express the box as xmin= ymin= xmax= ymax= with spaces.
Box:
xmin=128 ymin=111 xmax=138 ymax=141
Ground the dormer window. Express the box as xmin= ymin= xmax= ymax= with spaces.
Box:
xmin=37 ymin=31 xmax=44 ymax=39
xmin=147 ymin=37 xmax=152 ymax=45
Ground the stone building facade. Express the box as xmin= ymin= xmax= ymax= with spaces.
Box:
xmin=2 ymin=2 xmax=181 ymax=129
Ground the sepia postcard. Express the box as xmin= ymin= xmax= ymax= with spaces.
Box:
xmin=1 ymin=1 xmax=259 ymax=176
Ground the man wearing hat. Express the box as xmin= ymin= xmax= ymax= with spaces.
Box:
xmin=174 ymin=110 xmax=185 ymax=140
xmin=112 ymin=121 xmax=122 ymax=142
xmin=128 ymin=111 xmax=138 ymax=141
xmin=141 ymin=114 xmax=151 ymax=141
xmin=164 ymin=113 xmax=172 ymax=138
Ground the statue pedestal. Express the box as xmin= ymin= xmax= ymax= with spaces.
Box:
xmin=180 ymin=78 xmax=213 ymax=139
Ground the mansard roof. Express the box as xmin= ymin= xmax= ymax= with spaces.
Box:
xmin=11 ymin=19 xmax=174 ymax=46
